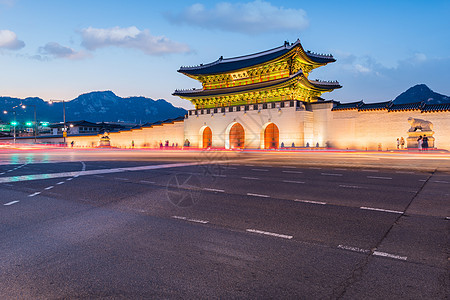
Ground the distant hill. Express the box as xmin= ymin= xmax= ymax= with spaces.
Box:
xmin=393 ymin=84 xmax=450 ymax=104
xmin=0 ymin=91 xmax=187 ymax=124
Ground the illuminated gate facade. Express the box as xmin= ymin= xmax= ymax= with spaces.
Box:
xmin=264 ymin=123 xmax=279 ymax=149
xmin=229 ymin=123 xmax=245 ymax=149
xmin=202 ymin=127 xmax=212 ymax=148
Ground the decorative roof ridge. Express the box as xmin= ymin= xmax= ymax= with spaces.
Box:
xmin=178 ymin=39 xmax=334 ymax=72
xmin=309 ymin=79 xmax=340 ymax=86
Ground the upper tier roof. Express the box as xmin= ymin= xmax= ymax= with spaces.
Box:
xmin=178 ymin=39 xmax=335 ymax=76
xmin=173 ymin=71 xmax=341 ymax=98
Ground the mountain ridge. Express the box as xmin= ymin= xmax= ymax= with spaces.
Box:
xmin=0 ymin=91 xmax=187 ymax=124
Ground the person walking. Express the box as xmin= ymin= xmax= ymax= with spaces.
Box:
xmin=422 ymin=135 xmax=429 ymax=151
xmin=400 ymin=137 xmax=405 ymax=149
xmin=396 ymin=138 xmax=400 ymax=149
xmin=417 ymin=135 xmax=423 ymax=151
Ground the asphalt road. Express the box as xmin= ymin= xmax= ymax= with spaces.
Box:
xmin=0 ymin=149 xmax=449 ymax=299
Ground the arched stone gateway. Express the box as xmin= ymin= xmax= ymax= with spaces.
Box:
xmin=264 ymin=123 xmax=279 ymax=149
xmin=202 ymin=126 xmax=212 ymax=148
xmin=229 ymin=123 xmax=245 ymax=149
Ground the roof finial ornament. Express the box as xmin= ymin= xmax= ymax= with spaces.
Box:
xmin=219 ymin=56 xmax=223 ymax=61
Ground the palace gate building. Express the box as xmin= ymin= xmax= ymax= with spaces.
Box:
xmin=173 ymin=39 xmax=341 ymax=149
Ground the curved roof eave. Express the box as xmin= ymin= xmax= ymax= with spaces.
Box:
xmin=177 ymin=39 xmax=335 ymax=76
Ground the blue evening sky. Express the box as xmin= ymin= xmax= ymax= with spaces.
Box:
xmin=0 ymin=0 xmax=449 ymax=109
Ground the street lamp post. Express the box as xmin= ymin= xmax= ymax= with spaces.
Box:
xmin=22 ymin=104 xmax=37 ymax=143
xmin=3 ymin=108 xmax=20 ymax=144
xmin=50 ymin=100 xmax=66 ymax=145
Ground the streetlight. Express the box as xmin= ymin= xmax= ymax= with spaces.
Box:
xmin=21 ymin=104 xmax=37 ymax=143
xmin=3 ymin=105 xmax=23 ymax=144
xmin=49 ymin=100 xmax=66 ymax=145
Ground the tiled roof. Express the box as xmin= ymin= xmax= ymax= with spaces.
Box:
xmin=388 ymin=102 xmax=423 ymax=111
xmin=421 ymin=103 xmax=450 ymax=112
xmin=173 ymin=71 xmax=340 ymax=98
xmin=358 ymin=101 xmax=392 ymax=111
xmin=332 ymin=101 xmax=363 ymax=111
xmin=178 ymin=39 xmax=335 ymax=76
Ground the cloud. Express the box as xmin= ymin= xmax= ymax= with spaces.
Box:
xmin=38 ymin=42 xmax=90 ymax=60
xmin=80 ymin=26 xmax=190 ymax=55
xmin=0 ymin=0 xmax=16 ymax=7
xmin=0 ymin=29 xmax=25 ymax=50
xmin=166 ymin=1 xmax=309 ymax=34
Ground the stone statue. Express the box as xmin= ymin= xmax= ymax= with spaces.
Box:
xmin=407 ymin=117 xmax=433 ymax=132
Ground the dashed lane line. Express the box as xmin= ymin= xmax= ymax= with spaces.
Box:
xmin=242 ymin=176 xmax=260 ymax=180
xmin=172 ymin=216 xmax=209 ymax=224
xmin=4 ymin=201 xmax=20 ymax=206
xmin=321 ymin=173 xmax=343 ymax=176
xmin=44 ymin=186 xmax=54 ymax=190
xmin=139 ymin=180 xmax=156 ymax=184
xmin=338 ymin=244 xmax=407 ymax=261
xmin=283 ymin=180 xmax=305 ymax=184
xmin=309 ymin=167 xmax=322 ymax=170
xmin=246 ymin=229 xmax=293 ymax=239
xmin=203 ymin=188 xmax=225 ymax=193
xmin=28 ymin=192 xmax=41 ymax=197
xmin=282 ymin=170 xmax=303 ymax=174
xmin=433 ymin=180 xmax=450 ymax=184
xmin=360 ymin=207 xmax=403 ymax=214
xmin=247 ymin=193 xmax=270 ymax=198
xmin=56 ymin=181 xmax=65 ymax=185
xmin=339 ymin=185 xmax=366 ymax=189
xmin=367 ymin=176 xmax=392 ymax=180
xmin=251 ymin=169 xmax=269 ymax=172
xmin=294 ymin=199 xmax=326 ymax=205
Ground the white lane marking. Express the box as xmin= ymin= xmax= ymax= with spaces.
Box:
xmin=433 ymin=180 xmax=450 ymax=184
xmin=66 ymin=178 xmax=73 ymax=181
xmin=203 ymin=188 xmax=225 ymax=193
xmin=321 ymin=173 xmax=343 ymax=176
xmin=4 ymin=200 xmax=20 ymax=206
xmin=246 ymin=229 xmax=293 ymax=239
xmin=44 ymin=186 xmax=54 ymax=190
xmin=337 ymin=244 xmax=370 ymax=254
xmin=224 ymin=167 xmax=237 ymax=170
xmin=187 ymin=219 xmax=209 ymax=224
xmin=309 ymin=167 xmax=322 ymax=170
xmin=242 ymin=176 xmax=260 ymax=180
xmin=0 ymin=162 xmax=211 ymax=184
xmin=0 ymin=172 xmax=5 ymax=175
xmin=6 ymin=170 xmax=12 ymax=172
xmin=247 ymin=193 xmax=270 ymax=198
xmin=140 ymin=180 xmax=156 ymax=184
xmin=283 ymin=180 xmax=305 ymax=184
xmin=295 ymin=199 xmax=326 ymax=205
xmin=115 ymin=177 xmax=129 ymax=181
xmin=56 ymin=181 xmax=65 ymax=185
xmin=339 ymin=185 xmax=365 ymax=189
xmin=28 ymin=192 xmax=41 ymax=197
xmin=252 ymin=169 xmax=269 ymax=172
xmin=418 ymin=179 xmax=427 ymax=182
xmin=171 ymin=216 xmax=209 ymax=224
xmin=373 ymin=251 xmax=407 ymax=261
xmin=282 ymin=170 xmax=303 ymax=174
xmin=362 ymin=169 xmax=379 ymax=172
xmin=367 ymin=176 xmax=392 ymax=180
xmin=360 ymin=207 xmax=403 ymax=214
xmin=395 ymin=171 xmax=414 ymax=174
xmin=445 ymin=216 xmax=450 ymax=220
xmin=334 ymin=168 xmax=347 ymax=171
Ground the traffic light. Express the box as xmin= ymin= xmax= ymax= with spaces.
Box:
xmin=40 ymin=122 xmax=49 ymax=127
xmin=10 ymin=121 xmax=18 ymax=126
xmin=25 ymin=121 xmax=33 ymax=127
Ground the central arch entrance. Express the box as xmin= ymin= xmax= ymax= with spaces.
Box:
xmin=229 ymin=123 xmax=245 ymax=149
xmin=202 ymin=127 xmax=212 ymax=148
xmin=264 ymin=123 xmax=279 ymax=149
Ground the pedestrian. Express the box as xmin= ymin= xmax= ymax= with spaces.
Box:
xmin=396 ymin=138 xmax=400 ymax=149
xmin=280 ymin=142 xmax=284 ymax=148
xmin=422 ymin=135 xmax=428 ymax=151
xmin=417 ymin=135 xmax=423 ymax=151
xmin=400 ymin=137 xmax=405 ymax=149
xmin=131 ymin=140 xmax=134 ymax=148
xmin=71 ymin=140 xmax=74 ymax=148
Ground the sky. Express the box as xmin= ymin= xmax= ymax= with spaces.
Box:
xmin=0 ymin=0 xmax=449 ymax=109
